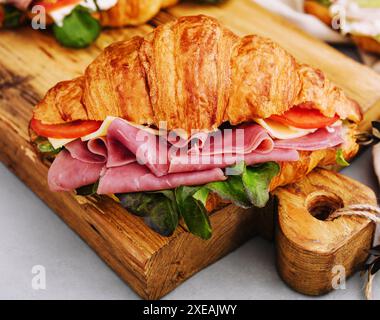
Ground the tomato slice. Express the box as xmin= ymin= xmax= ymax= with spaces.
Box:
xmin=34 ymin=0 xmax=82 ymax=12
xmin=30 ymin=118 xmax=102 ymax=139
xmin=269 ymin=106 xmax=339 ymax=129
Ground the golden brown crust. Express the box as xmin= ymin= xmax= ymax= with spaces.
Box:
xmin=34 ymin=77 xmax=88 ymax=123
xmin=227 ymin=35 xmax=302 ymax=124
xmin=100 ymin=0 xmax=179 ymax=27
xmin=139 ymin=15 xmax=238 ymax=132
xmin=33 ymin=15 xmax=362 ymax=132
xmin=83 ymin=39 xmax=154 ymax=124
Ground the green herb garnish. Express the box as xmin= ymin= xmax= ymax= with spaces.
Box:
xmin=53 ymin=6 xmax=101 ymax=48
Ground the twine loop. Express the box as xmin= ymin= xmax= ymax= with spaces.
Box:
xmin=327 ymin=204 xmax=380 ymax=300
xmin=327 ymin=204 xmax=380 ymax=224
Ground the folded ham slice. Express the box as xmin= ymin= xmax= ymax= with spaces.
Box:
xmin=107 ymin=118 xmax=170 ymax=176
xmin=48 ymin=150 xmax=104 ymax=192
xmin=65 ymin=139 xmax=106 ymax=164
xmin=106 ymin=138 xmax=136 ymax=168
xmin=104 ymin=118 xmax=275 ymax=176
xmin=274 ymin=126 xmax=344 ymax=150
xmin=97 ymin=164 xmax=226 ymax=194
xmin=65 ymin=136 xmax=136 ymax=167
xmin=187 ymin=123 xmax=274 ymax=155
xmin=47 ymin=117 xmax=344 ymax=194
xmin=169 ymin=148 xmax=299 ymax=173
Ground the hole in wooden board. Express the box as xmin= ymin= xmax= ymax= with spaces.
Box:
xmin=305 ymin=191 xmax=344 ymax=221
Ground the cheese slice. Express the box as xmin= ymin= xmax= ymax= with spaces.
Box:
xmin=48 ymin=137 xmax=76 ymax=149
xmin=255 ymin=119 xmax=317 ymax=140
xmin=81 ymin=116 xmax=117 ymax=141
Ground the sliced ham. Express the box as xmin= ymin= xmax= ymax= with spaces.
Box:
xmin=65 ymin=139 xmax=106 ymax=164
xmin=274 ymin=126 xmax=344 ymax=150
xmin=106 ymin=138 xmax=136 ymax=168
xmin=167 ymin=131 xmax=210 ymax=148
xmin=48 ymin=150 xmax=103 ymax=192
xmin=105 ymin=119 xmax=274 ymax=176
xmin=65 ymin=138 xmax=135 ymax=167
xmin=188 ymin=123 xmax=274 ymax=155
xmin=88 ymin=138 xmax=108 ymax=159
xmin=169 ymin=148 xmax=299 ymax=173
xmin=97 ymin=163 xmax=226 ymax=194
xmin=107 ymin=118 xmax=169 ymax=176
xmin=46 ymin=116 xmax=341 ymax=194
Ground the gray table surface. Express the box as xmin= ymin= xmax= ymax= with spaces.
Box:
xmin=1 ymin=46 xmax=379 ymax=300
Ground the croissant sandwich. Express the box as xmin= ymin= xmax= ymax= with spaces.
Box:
xmin=304 ymin=0 xmax=380 ymax=55
xmin=30 ymin=15 xmax=362 ymax=239
xmin=0 ymin=0 xmax=179 ymax=47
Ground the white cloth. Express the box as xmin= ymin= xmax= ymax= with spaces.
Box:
xmin=253 ymin=0 xmax=380 ymax=73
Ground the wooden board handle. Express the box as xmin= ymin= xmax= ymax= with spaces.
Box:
xmin=273 ymin=168 xmax=377 ymax=295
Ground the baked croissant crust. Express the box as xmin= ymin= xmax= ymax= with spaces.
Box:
xmin=33 ymin=15 xmax=361 ymax=135
xmin=100 ymin=0 xmax=179 ymax=27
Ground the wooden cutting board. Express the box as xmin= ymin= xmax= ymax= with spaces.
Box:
xmin=0 ymin=0 xmax=379 ymax=299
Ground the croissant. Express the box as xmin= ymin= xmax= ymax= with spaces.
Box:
xmin=33 ymin=15 xmax=361 ymax=134
xmin=31 ymin=15 xmax=361 ymax=235
xmin=99 ymin=0 xmax=179 ymax=26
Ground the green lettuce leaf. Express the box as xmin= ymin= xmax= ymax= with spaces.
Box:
xmin=175 ymin=186 xmax=212 ymax=240
xmin=117 ymin=191 xmax=179 ymax=237
xmin=116 ymin=161 xmax=280 ymax=239
xmin=53 ymin=6 xmax=101 ymax=48
xmin=242 ymin=162 xmax=280 ymax=208
xmin=192 ymin=187 xmax=210 ymax=207
xmin=206 ymin=175 xmax=251 ymax=208
xmin=35 ymin=138 xmax=62 ymax=154
xmin=336 ymin=148 xmax=350 ymax=167
xmin=205 ymin=161 xmax=279 ymax=209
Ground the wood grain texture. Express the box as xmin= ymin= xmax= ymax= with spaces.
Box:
xmin=274 ymin=169 xmax=376 ymax=295
xmin=0 ymin=0 xmax=379 ymax=299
